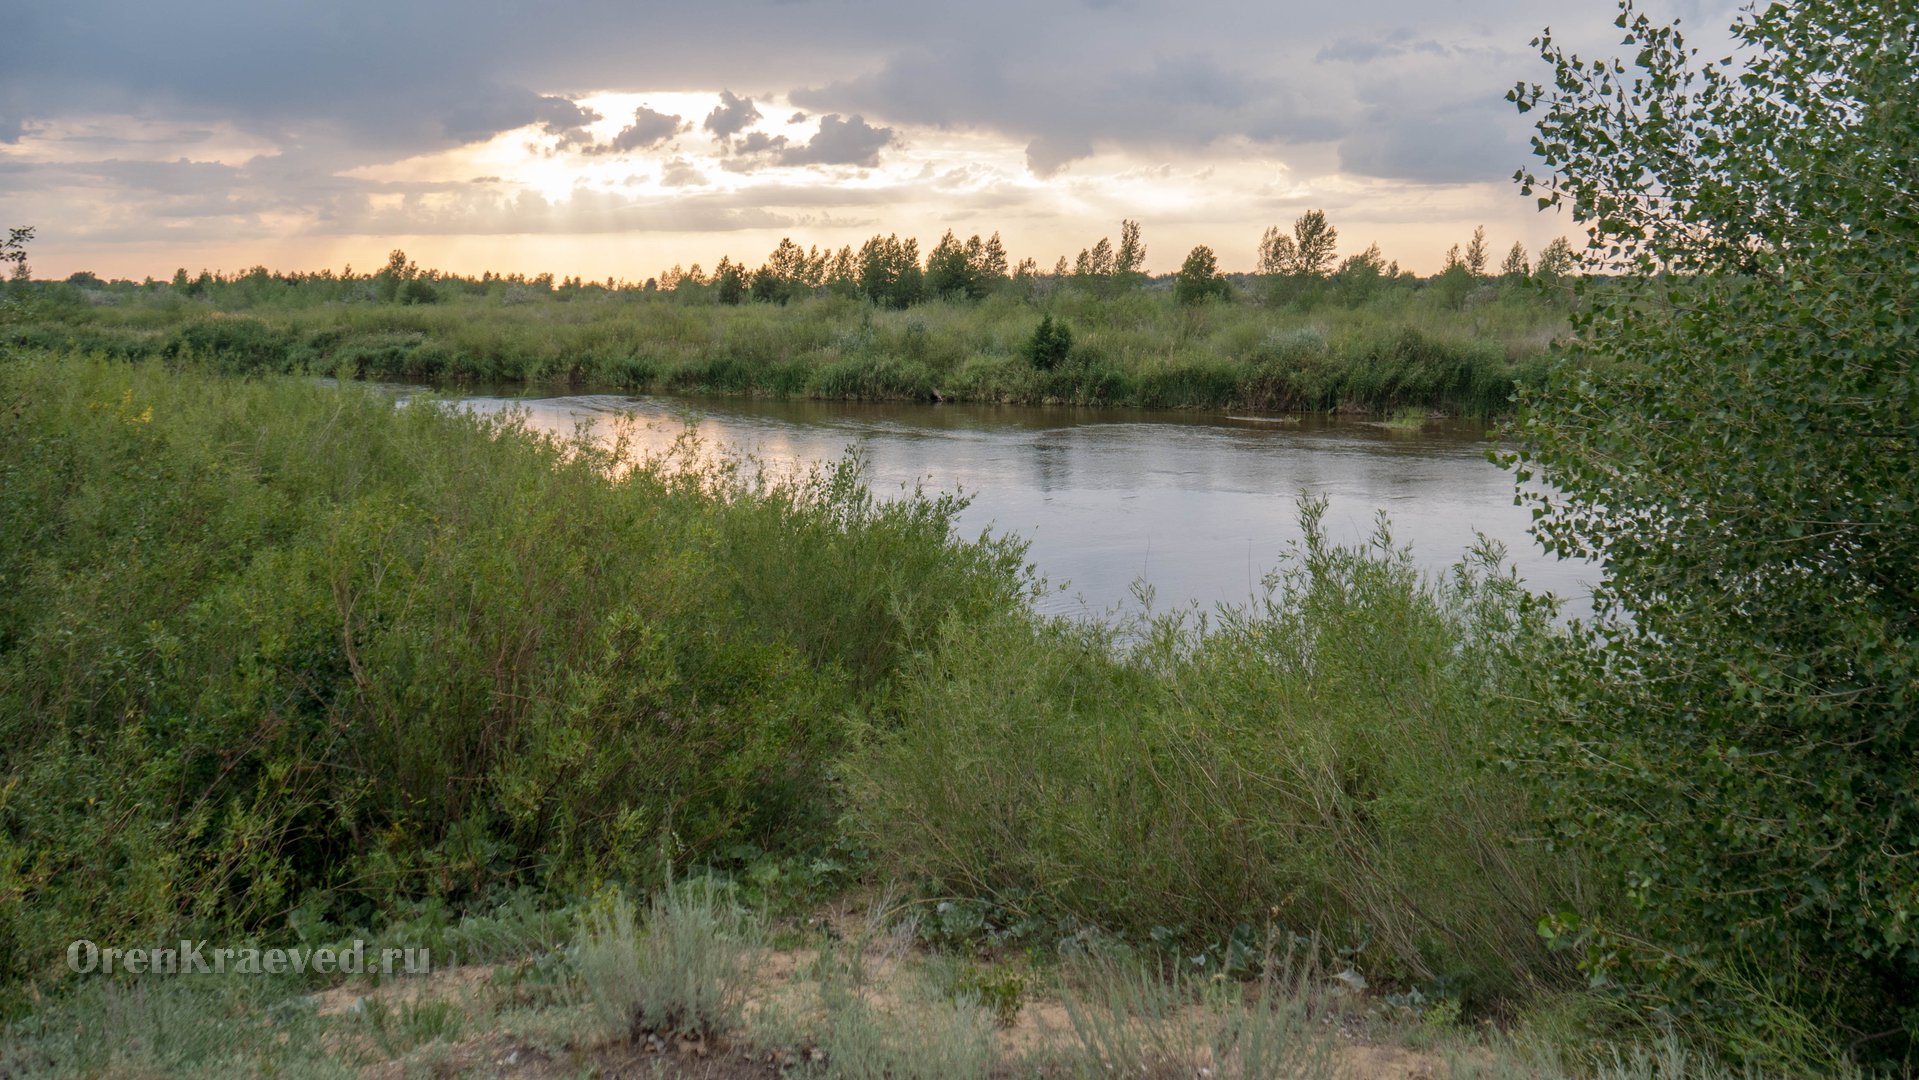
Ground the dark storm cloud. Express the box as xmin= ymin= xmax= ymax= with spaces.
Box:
xmin=1 ymin=0 xmax=1750 ymax=257
xmin=777 ymin=115 xmax=895 ymax=168
xmin=3 ymin=0 xmax=1644 ymax=171
xmin=703 ymin=91 xmax=762 ymax=141
xmin=791 ymin=46 xmax=1341 ymax=176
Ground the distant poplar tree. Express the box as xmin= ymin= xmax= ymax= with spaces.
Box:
xmin=1464 ymin=225 xmax=1489 ymax=277
xmin=1114 ymin=219 xmax=1146 ymax=286
xmin=1258 ymin=211 xmax=1337 ymax=277
xmin=1290 ymin=210 xmax=1338 ymax=276
xmin=1501 ymin=242 xmax=1530 ymax=279
xmin=1256 ymin=227 xmax=1295 ymax=276
xmin=1533 ymin=237 xmax=1575 ymax=282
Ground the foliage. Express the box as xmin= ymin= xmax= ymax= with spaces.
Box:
xmin=1260 ymin=210 xmax=1339 ymax=279
xmin=1022 ymin=313 xmax=1074 ymax=370
xmin=1056 ymin=956 xmax=1335 ymax=1080
xmin=1508 ymin=0 xmax=1919 ymax=1063
xmin=1464 ymin=226 xmax=1489 ymax=277
xmin=0 ymin=356 xmax=1030 ymax=1001
xmin=1172 ymin=245 xmax=1230 ymax=305
xmin=2 ymin=227 xmax=31 ymax=283
xmin=1501 ymin=242 xmax=1529 ymax=280
xmin=845 ymin=502 xmax=1590 ymax=998
xmin=949 ymin=962 xmax=1025 ymax=1027
xmin=1 ymin=281 xmax=1566 ymax=416
xmin=857 ymin=234 xmax=924 ymax=309
xmin=572 ymin=880 xmax=765 ymax=1040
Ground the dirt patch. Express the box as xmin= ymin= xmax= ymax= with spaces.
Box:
xmin=305 ymin=937 xmax=1458 ymax=1079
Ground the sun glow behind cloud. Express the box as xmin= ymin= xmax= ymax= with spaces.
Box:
xmin=302 ymin=86 xmax=1554 ymax=284
xmin=4 ymin=0 xmax=1731 ymax=282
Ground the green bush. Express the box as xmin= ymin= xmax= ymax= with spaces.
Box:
xmin=845 ymin=501 xmax=1589 ymax=999
xmin=0 ymin=356 xmax=1029 ymax=1000
xmin=1022 ymin=314 xmax=1074 ymax=371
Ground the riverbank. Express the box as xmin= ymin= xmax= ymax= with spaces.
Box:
xmin=0 ymin=356 xmax=1796 ymax=1076
xmin=3 ymin=282 xmax=1563 ymax=415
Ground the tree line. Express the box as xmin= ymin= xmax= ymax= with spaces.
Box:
xmin=16 ymin=213 xmax=1575 ymax=314
xmin=654 ymin=214 xmax=1575 ymax=309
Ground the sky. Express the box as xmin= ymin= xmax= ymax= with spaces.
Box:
xmin=1 ymin=0 xmax=1739 ymax=281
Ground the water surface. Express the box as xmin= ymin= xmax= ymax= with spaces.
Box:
xmin=441 ymin=391 xmax=1592 ymax=620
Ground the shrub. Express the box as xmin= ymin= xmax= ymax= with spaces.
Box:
xmin=1022 ymin=314 xmax=1073 ymax=371
xmin=846 ymin=501 xmax=1587 ymax=998
xmin=572 ymin=881 xmax=764 ymax=1041
xmin=0 ymin=357 xmax=1029 ymax=998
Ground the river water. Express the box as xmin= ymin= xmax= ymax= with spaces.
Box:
xmin=439 ymin=391 xmax=1593 ymax=620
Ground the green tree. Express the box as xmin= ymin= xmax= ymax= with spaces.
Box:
xmin=1074 ymin=236 xmax=1115 ymax=286
xmin=1172 ymin=245 xmax=1229 ymax=305
xmin=1 ymin=227 xmax=31 ymax=317
xmin=976 ymin=232 xmax=1010 ymax=285
xmin=1114 ymin=219 xmax=1146 ymax=288
xmin=1533 ymin=237 xmax=1575 ymax=281
xmin=856 ymin=234 xmax=923 ymax=309
xmin=925 ymin=230 xmax=976 ymax=299
xmin=1463 ymin=225 xmax=1488 ymax=277
xmin=712 ymin=257 xmax=746 ymax=305
xmin=1258 ymin=210 xmax=1338 ymax=278
xmin=1256 ymin=226 xmax=1295 ymax=276
xmin=1023 ymin=314 xmax=1074 ymax=370
xmin=1290 ymin=210 xmax=1338 ymax=277
xmin=1508 ymin=0 xmax=1919 ymax=1060
xmin=1499 ymin=242 xmax=1528 ymax=280
xmin=1332 ymin=243 xmax=1388 ymax=304
xmin=2 ymin=227 xmax=32 ymax=282
xmin=824 ymin=246 xmax=858 ymax=297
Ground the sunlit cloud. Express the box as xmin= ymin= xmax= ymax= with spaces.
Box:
xmin=4 ymin=0 xmax=1746 ymax=280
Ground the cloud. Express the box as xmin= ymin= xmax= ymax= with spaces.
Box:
xmin=777 ymin=114 xmax=894 ymax=167
xmin=734 ymin=131 xmax=789 ymax=155
xmin=703 ymin=90 xmax=761 ymax=140
xmin=659 ymin=157 xmax=708 ymax=187
xmin=1337 ymin=112 xmax=1526 ymax=185
xmin=792 ymin=48 xmax=1337 ymax=177
xmin=1315 ymin=30 xmax=1457 ymax=64
xmin=444 ymin=88 xmax=601 ymax=145
xmin=0 ymin=0 xmax=1674 ymax=273
xmin=1025 ymin=134 xmax=1092 ymax=178
xmin=595 ymin=106 xmax=686 ymax=154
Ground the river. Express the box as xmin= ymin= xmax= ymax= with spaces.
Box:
xmin=436 ymin=390 xmax=1593 ymax=621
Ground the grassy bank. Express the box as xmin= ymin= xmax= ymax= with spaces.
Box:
xmin=0 ymin=355 xmax=1843 ymax=1073
xmin=4 ymin=275 xmax=1564 ymax=415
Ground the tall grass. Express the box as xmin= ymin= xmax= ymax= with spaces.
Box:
xmin=1055 ymin=955 xmax=1336 ymax=1080
xmin=846 ymin=502 xmax=1598 ymax=1001
xmin=6 ymin=282 xmax=1564 ymax=415
xmin=571 ymin=880 xmax=765 ymax=1041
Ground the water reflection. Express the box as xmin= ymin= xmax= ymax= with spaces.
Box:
xmin=430 ymin=390 xmax=1593 ymax=620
